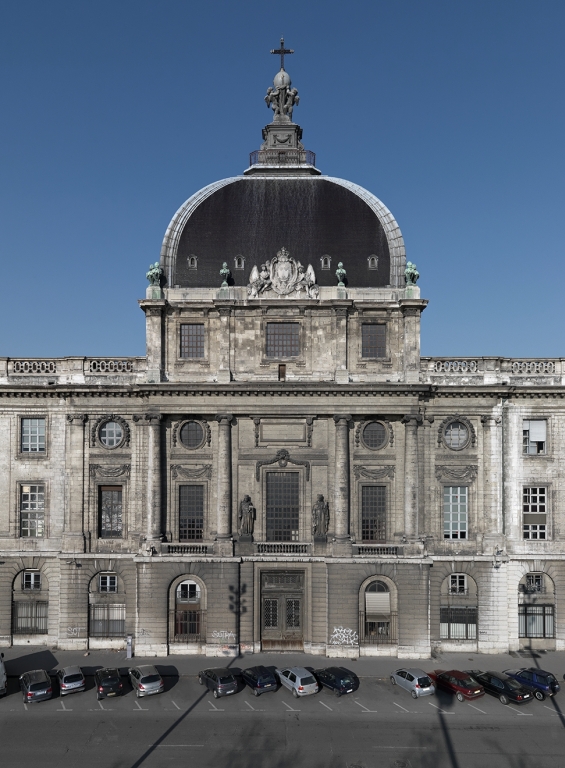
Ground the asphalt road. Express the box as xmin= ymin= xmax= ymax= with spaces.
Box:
xmin=1 ymin=669 xmax=564 ymax=768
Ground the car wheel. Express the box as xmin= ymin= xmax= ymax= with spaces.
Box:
xmin=390 ymin=676 xmax=396 ymax=685
xmin=456 ymin=692 xmax=465 ymax=702
xmin=411 ymin=690 xmax=418 ymax=699
xmin=213 ymin=690 xmax=219 ymax=699
xmin=136 ymin=689 xmax=140 ymax=698
xmin=253 ymin=689 xmax=260 ymax=697
xmin=198 ymin=676 xmax=203 ymax=685
xmin=534 ymin=690 xmax=545 ymax=701
xmin=499 ymin=694 xmax=509 ymax=705
xmin=292 ymin=688 xmax=299 ymax=698
xmin=334 ymin=689 xmax=341 ymax=697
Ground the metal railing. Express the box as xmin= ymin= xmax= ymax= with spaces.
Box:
xmin=249 ymin=149 xmax=316 ymax=166
xmin=359 ymin=611 xmax=398 ymax=645
xmin=170 ymin=609 xmax=206 ymax=643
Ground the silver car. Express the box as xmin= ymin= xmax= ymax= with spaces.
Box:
xmin=57 ymin=665 xmax=86 ymax=696
xmin=276 ymin=666 xmax=319 ymax=698
xmin=390 ymin=667 xmax=435 ymax=698
xmin=129 ymin=665 xmax=164 ymax=697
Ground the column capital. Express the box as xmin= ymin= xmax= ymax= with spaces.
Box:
xmin=401 ymin=413 xmax=423 ymax=426
xmin=217 ymin=306 xmax=232 ymax=317
xmin=133 ymin=413 xmax=163 ymax=425
xmin=216 ymin=413 xmax=234 ymax=424
xmin=66 ymin=414 xmax=88 ymax=424
xmin=333 ymin=414 xmax=352 ymax=424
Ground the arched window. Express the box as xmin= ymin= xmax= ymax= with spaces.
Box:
xmin=234 ymin=255 xmax=245 ymax=270
xmin=367 ymin=255 xmax=378 ymax=270
xmin=440 ymin=574 xmax=477 ymax=641
xmin=519 ymin=573 xmax=555 ymax=640
xmin=176 ymin=580 xmax=201 ymax=603
xmin=188 ymin=255 xmax=198 ymax=270
xmin=172 ymin=579 xmax=205 ymax=644
xmin=320 ymin=255 xmax=331 ymax=270
xmin=361 ymin=580 xmax=396 ymax=645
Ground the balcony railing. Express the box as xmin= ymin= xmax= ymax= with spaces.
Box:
xmin=256 ymin=542 xmax=311 ymax=555
xmin=249 ymin=149 xmax=316 ymax=167
xmin=359 ymin=611 xmax=398 ymax=645
xmin=355 ymin=545 xmax=401 ymax=556
xmin=165 ymin=544 xmax=209 ymax=555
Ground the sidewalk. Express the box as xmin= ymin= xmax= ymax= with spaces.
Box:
xmin=3 ymin=645 xmax=565 ymax=679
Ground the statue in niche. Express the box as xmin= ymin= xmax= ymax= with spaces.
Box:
xmin=405 ymin=261 xmax=419 ymax=285
xmin=312 ymin=494 xmax=330 ymax=537
xmin=247 ymin=247 xmax=318 ymax=299
xmin=146 ymin=262 xmax=163 ymax=286
xmin=238 ymin=495 xmax=256 ymax=537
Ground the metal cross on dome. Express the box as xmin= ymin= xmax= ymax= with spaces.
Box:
xmin=270 ymin=37 xmax=294 ymax=70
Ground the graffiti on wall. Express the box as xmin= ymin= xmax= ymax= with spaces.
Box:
xmin=329 ymin=626 xmax=359 ymax=646
xmin=211 ymin=630 xmax=236 ymax=641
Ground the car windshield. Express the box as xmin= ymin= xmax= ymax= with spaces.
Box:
xmin=218 ymin=675 xmax=234 ymax=684
xmin=338 ymin=676 xmax=353 ymax=685
xmin=102 ymin=677 xmax=120 ymax=685
xmin=418 ymin=677 xmax=432 ymax=687
xmin=141 ymin=675 xmax=161 ymax=684
xmin=505 ymin=678 xmax=522 ymax=690
xmin=539 ymin=673 xmax=556 ymax=684
xmin=300 ymin=676 xmax=316 ymax=686
xmin=64 ymin=674 xmax=83 ymax=683
xmin=258 ymin=676 xmax=273 ymax=684
xmin=30 ymin=682 xmax=48 ymax=691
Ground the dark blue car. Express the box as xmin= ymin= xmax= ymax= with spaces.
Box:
xmin=503 ymin=668 xmax=560 ymax=700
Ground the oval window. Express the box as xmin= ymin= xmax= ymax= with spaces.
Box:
xmin=180 ymin=421 xmax=204 ymax=449
xmin=99 ymin=421 xmax=123 ymax=448
xmin=362 ymin=422 xmax=387 ymax=450
xmin=444 ymin=421 xmax=469 ymax=450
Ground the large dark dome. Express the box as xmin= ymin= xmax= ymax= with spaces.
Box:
xmin=161 ymin=175 xmax=406 ymax=290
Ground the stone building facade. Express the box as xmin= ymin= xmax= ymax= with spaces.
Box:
xmin=1 ymin=53 xmax=563 ymax=658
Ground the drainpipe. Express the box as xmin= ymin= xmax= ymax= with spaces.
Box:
xmin=500 ymin=394 xmax=511 ymax=536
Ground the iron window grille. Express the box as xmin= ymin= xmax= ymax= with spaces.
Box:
xmin=440 ymin=607 xmax=477 ymax=640
xmin=523 ymin=420 xmax=546 ymax=455
xmin=360 ymin=611 xmax=398 ymax=645
xmin=361 ymin=324 xmax=386 ymax=358
xmin=22 ymin=572 xmax=41 ymax=590
xmin=443 ymin=486 xmax=468 ymax=539
xmin=523 ymin=487 xmax=547 ymax=539
xmin=89 ymin=604 xmax=125 ymax=637
xmin=179 ymin=485 xmax=204 ymax=541
xmin=21 ymin=418 xmax=46 ymax=453
xmin=99 ymin=486 xmax=123 ymax=538
xmin=266 ymin=323 xmax=300 ymax=358
xmin=176 ymin=581 xmax=201 ymax=602
xmin=266 ymin=471 xmax=300 ymax=541
xmin=361 ymin=486 xmax=386 ymax=541
xmin=519 ymin=604 xmax=554 ymax=638
xmin=180 ymin=324 xmax=205 ymax=358
xmin=99 ymin=574 xmax=118 ymax=593
xmin=173 ymin=609 xmax=205 ymax=642
xmin=12 ymin=601 xmax=48 ymax=634
xmin=20 ymin=484 xmax=45 ymax=538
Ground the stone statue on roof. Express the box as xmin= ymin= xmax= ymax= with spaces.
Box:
xmin=146 ymin=262 xmax=163 ymax=286
xmin=405 ymin=261 xmax=419 ymax=285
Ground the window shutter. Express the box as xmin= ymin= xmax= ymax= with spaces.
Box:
xmin=365 ymin=592 xmax=390 ymax=613
xmin=528 ymin=420 xmax=546 ymax=442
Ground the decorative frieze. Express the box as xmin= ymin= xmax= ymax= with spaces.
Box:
xmin=255 ymin=449 xmax=310 ymax=481
xmin=435 ymin=465 xmax=478 ymax=482
xmin=90 ymin=464 xmax=131 ymax=478
xmin=353 ymin=465 xmax=395 ymax=480
xmin=171 ymin=464 xmax=212 ymax=479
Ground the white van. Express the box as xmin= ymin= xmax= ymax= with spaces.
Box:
xmin=0 ymin=653 xmax=6 ymax=696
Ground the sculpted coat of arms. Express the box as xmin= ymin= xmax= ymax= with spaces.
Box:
xmin=247 ymin=247 xmax=319 ymax=299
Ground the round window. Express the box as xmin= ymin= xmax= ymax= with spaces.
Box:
xmin=179 ymin=421 xmax=204 ymax=449
xmin=362 ymin=421 xmax=387 ymax=450
xmin=99 ymin=421 xmax=123 ymax=448
xmin=444 ymin=421 xmax=469 ymax=450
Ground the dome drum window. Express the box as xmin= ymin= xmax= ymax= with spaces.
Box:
xmin=438 ymin=416 xmax=475 ymax=451
xmin=234 ymin=255 xmax=245 ymax=270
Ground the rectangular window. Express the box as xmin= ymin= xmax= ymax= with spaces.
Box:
xmin=266 ymin=471 xmax=299 ymax=541
xmin=443 ymin=486 xmax=468 ymax=539
xmin=526 ymin=573 xmax=543 ymax=592
xmin=440 ymin=607 xmax=477 ymax=640
xmin=361 ymin=486 xmax=386 ymax=541
xmin=99 ymin=574 xmax=117 ymax=593
xmin=180 ymin=324 xmax=205 ymax=358
xmin=20 ymin=484 xmax=45 ymax=538
xmin=361 ymin=324 xmax=386 ymax=358
xmin=519 ymin=604 xmax=554 ymax=638
xmin=523 ymin=420 xmax=546 ymax=455
xmin=523 ymin=486 xmax=547 ymax=539
xmin=89 ymin=604 xmax=125 ymax=637
xmin=179 ymin=485 xmax=204 ymax=541
xmin=22 ymin=572 xmax=41 ymax=590
xmin=21 ymin=418 xmax=46 ymax=453
xmin=266 ymin=323 xmax=300 ymax=358
xmin=99 ymin=486 xmax=123 ymax=539
xmin=12 ymin=601 xmax=48 ymax=634
xmin=449 ymin=574 xmax=467 ymax=594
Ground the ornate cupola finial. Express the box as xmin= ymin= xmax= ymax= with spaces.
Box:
xmin=270 ymin=36 xmax=294 ymax=71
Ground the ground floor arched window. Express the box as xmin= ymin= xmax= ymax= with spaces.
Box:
xmin=172 ymin=580 xmax=205 ymax=643
xmin=360 ymin=580 xmax=397 ymax=645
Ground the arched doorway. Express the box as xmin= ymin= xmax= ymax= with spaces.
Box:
xmin=168 ymin=577 xmax=206 ymax=650
xmin=440 ymin=573 xmax=478 ymax=646
xmin=12 ymin=569 xmax=48 ymax=641
xmin=359 ymin=579 xmax=397 ymax=648
xmin=88 ymin=572 xmax=126 ymax=648
xmin=518 ymin=572 xmax=555 ymax=649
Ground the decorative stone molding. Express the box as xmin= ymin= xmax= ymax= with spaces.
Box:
xmin=401 ymin=414 xmax=423 ymax=427
xmin=433 ymin=360 xmax=479 ymax=373
xmin=217 ymin=307 xmax=232 ymax=317
xmin=252 ymin=417 xmax=261 ymax=447
xmin=353 ymin=465 xmax=395 ymax=480
xmin=435 ymin=465 xmax=478 ymax=483
xmin=255 ymin=449 xmax=310 ymax=481
xmin=172 ymin=419 xmax=211 ymax=448
xmin=511 ymin=361 xmax=556 ymax=374
xmin=90 ymin=464 xmax=131 ymax=478
xmin=437 ymin=415 xmax=476 ymax=449
xmin=355 ymin=420 xmax=393 ymax=449
xmin=171 ymin=464 xmax=212 ymax=479
xmin=306 ymin=417 xmax=315 ymax=447
xmin=12 ymin=360 xmax=57 ymax=374
xmin=90 ymin=415 xmax=130 ymax=448
xmin=88 ymin=359 xmax=133 ymax=373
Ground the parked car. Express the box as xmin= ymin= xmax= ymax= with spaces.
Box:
xmin=428 ymin=669 xmax=484 ymax=702
xmin=94 ymin=668 xmax=124 ymax=700
xmin=0 ymin=653 xmax=6 ymax=697
xmin=57 ymin=666 xmax=86 ymax=696
xmin=241 ymin=665 xmax=278 ymax=696
xmin=275 ymin=666 xmax=319 ymax=698
xmin=19 ymin=669 xmax=53 ymax=703
xmin=198 ymin=668 xmax=238 ymax=698
xmin=313 ymin=667 xmax=360 ymax=697
xmin=503 ymin=668 xmax=560 ymax=700
xmin=465 ymin=670 xmax=533 ymax=705
xmin=129 ymin=665 xmax=165 ymax=698
xmin=390 ymin=668 xmax=435 ymax=699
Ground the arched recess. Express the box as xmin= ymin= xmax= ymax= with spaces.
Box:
xmin=358 ymin=575 xmax=398 ymax=647
xmin=518 ymin=570 xmax=555 ymax=647
xmin=439 ymin=573 xmax=478 ymax=643
xmin=168 ymin=574 xmax=207 ymax=650
xmin=12 ymin=567 xmax=50 ymax=639
xmin=88 ymin=571 xmax=127 ymax=644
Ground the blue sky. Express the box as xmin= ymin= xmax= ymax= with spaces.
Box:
xmin=1 ymin=0 xmax=563 ymax=358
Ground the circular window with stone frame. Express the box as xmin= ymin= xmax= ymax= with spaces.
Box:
xmin=361 ymin=421 xmax=389 ymax=451
xmin=443 ymin=420 xmax=470 ymax=451
xmin=178 ymin=420 xmax=206 ymax=450
xmin=98 ymin=420 xmax=125 ymax=449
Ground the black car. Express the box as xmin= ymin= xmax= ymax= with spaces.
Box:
xmin=198 ymin=668 xmax=238 ymax=698
xmin=241 ymin=666 xmax=278 ymax=696
xmin=465 ymin=670 xmax=534 ymax=705
xmin=19 ymin=669 xmax=53 ymax=703
xmin=313 ymin=667 xmax=360 ymax=696
xmin=95 ymin=668 xmax=124 ymax=700
xmin=503 ymin=668 xmax=560 ymax=700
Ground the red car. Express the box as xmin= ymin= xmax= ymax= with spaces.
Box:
xmin=428 ymin=669 xmax=485 ymax=701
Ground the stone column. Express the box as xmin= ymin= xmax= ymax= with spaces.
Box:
xmin=144 ymin=413 xmax=163 ymax=544
xmin=139 ymin=299 xmax=166 ymax=384
xmin=215 ymin=413 xmax=233 ymax=556
xmin=333 ymin=415 xmax=352 ymax=550
xmin=399 ymin=300 xmax=428 ymax=384
xmin=62 ymin=414 xmax=87 ymax=552
xmin=217 ymin=307 xmax=231 ymax=384
xmin=402 ymin=414 xmax=422 ymax=538
xmin=334 ymin=308 xmax=349 ymax=384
